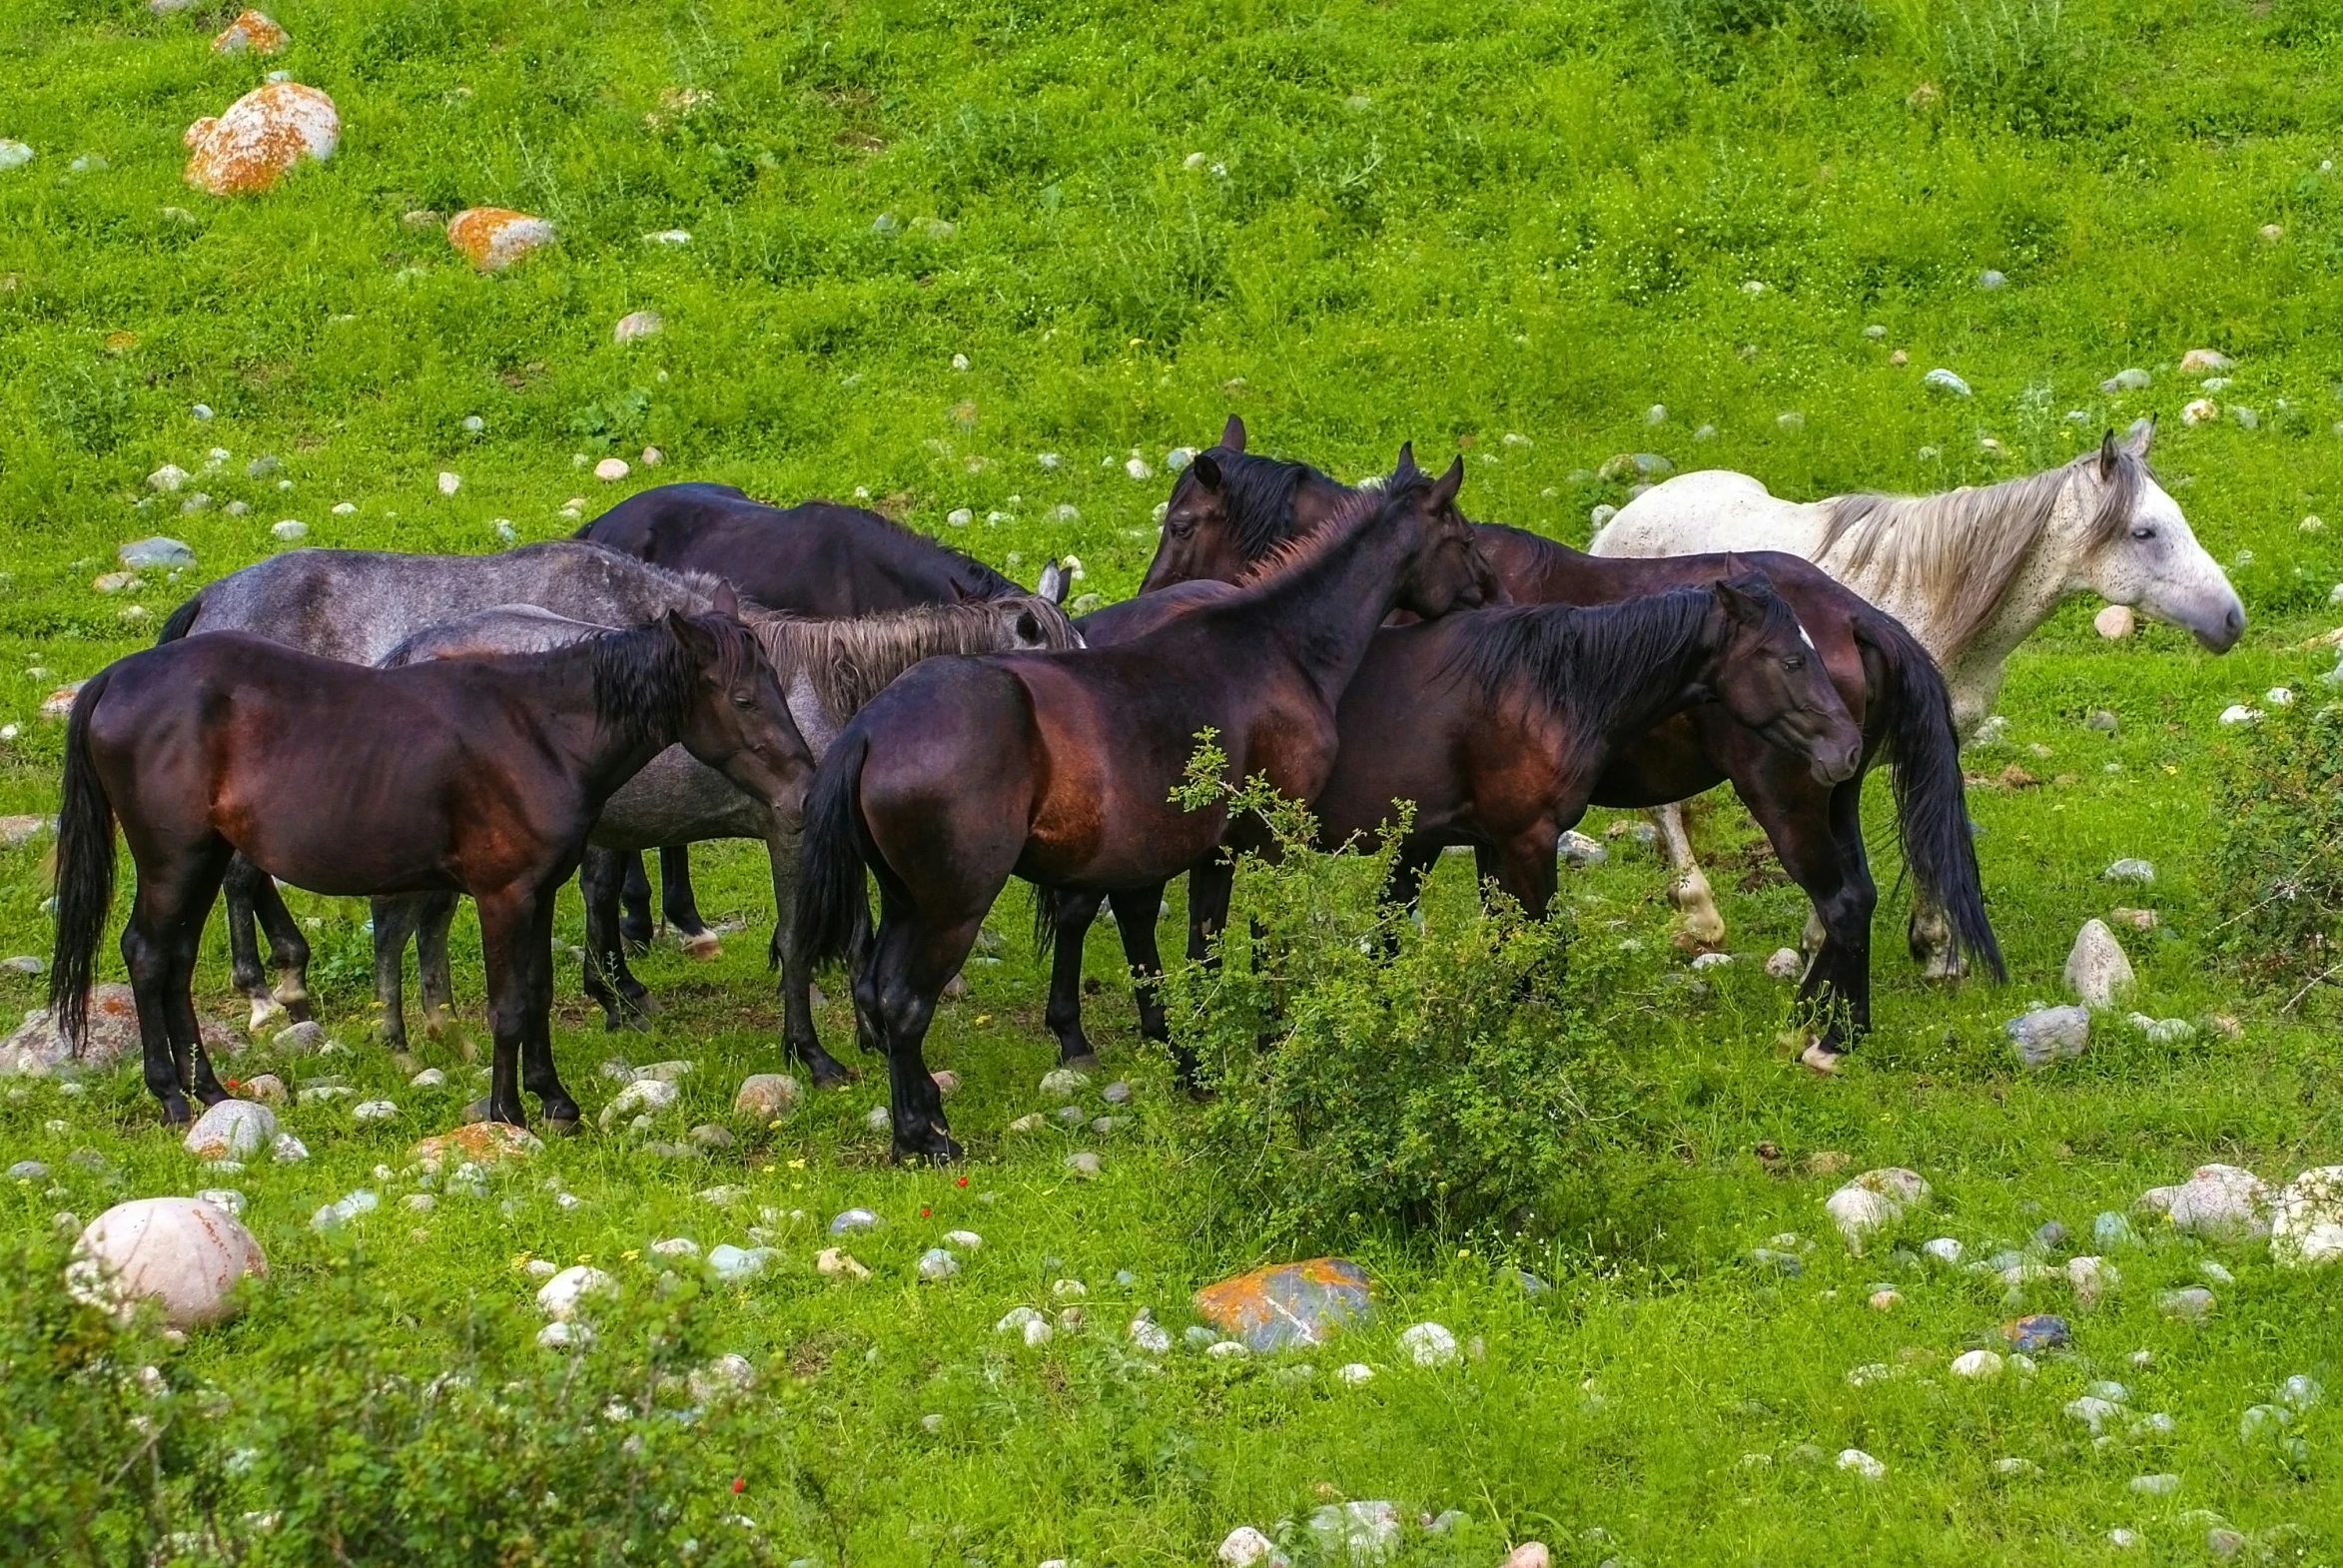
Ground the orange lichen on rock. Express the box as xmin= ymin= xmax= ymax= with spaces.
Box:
xmin=183 ymin=82 xmax=338 ymax=195
xmin=446 ymin=207 xmax=557 ymax=272
xmin=212 ymin=9 xmax=289 ymax=54
xmin=411 ymin=1122 xmax=542 ymax=1170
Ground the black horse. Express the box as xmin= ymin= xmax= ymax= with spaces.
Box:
xmin=50 ymin=607 xmax=805 ymax=1129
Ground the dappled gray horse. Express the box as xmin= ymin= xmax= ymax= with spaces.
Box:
xmin=370 ymin=592 xmax=1082 ymax=1083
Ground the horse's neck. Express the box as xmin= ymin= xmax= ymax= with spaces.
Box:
xmin=1570 ymin=606 xmax=1716 ymax=755
xmin=1254 ymin=520 xmax=1412 ymax=701
xmin=524 ymin=650 xmax=680 ymax=806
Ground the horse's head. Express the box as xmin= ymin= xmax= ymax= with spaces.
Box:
xmin=663 ymin=587 xmax=816 ymax=820
xmin=1140 ymin=414 xmax=1254 ymax=592
xmin=2077 ymin=418 xmax=2245 ymax=653
xmin=986 ymin=589 xmax=1085 ymax=652
xmin=1700 ymin=574 xmax=1865 ymax=786
xmin=1381 ymin=444 xmax=1499 ymax=619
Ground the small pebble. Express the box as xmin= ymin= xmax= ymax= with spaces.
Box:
xmin=916 ymin=1247 xmax=960 ymax=1281
xmin=2128 ymin=1473 xmax=2181 ymax=1497
xmin=1398 ymin=1322 xmax=1458 ymax=1367
xmin=1065 ymin=1151 xmax=1102 ymax=1178
xmin=1837 ymin=1448 xmax=1887 ymax=1479
xmin=829 ymin=1206 xmax=880 ymax=1235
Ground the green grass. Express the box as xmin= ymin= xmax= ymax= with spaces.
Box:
xmin=5 ymin=0 xmax=2343 ymax=1561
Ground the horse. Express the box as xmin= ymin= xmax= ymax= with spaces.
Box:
xmin=797 ymin=452 xmax=1499 ymax=1161
xmin=49 ymin=608 xmax=804 ymax=1130
xmin=368 ymin=593 xmax=1081 ymax=1084
xmin=1589 ymin=417 xmax=2245 ymax=957
xmin=153 ymin=541 xmax=748 ymax=1031
xmin=574 ymin=481 xmax=1065 ymax=951
xmin=1118 ymin=418 xmax=1999 ymax=1072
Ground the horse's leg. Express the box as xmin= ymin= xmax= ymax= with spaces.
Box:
xmin=415 ymin=892 xmax=461 ymax=1044
xmin=513 ymin=890 xmax=580 ymax=1131
xmin=1651 ymin=801 xmax=1727 ymax=951
xmin=578 ymin=849 xmax=654 ymax=1031
xmin=846 ymin=894 xmax=885 ymax=1059
xmin=1109 ymin=881 xmax=1172 ymax=1045
xmin=1492 ymin=830 xmax=1561 ymax=921
xmin=1043 ymin=888 xmax=1108 ymax=1069
xmin=1750 ymin=775 xmax=1875 ymax=1074
xmin=468 ymin=888 xmax=536 ymax=1128
xmin=223 ymin=854 xmax=307 ymax=1030
xmin=1908 ymin=885 xmax=1966 ymax=982
xmin=618 ymin=851 xmax=654 ymax=953
xmin=220 ymin=853 xmax=275 ymax=1033
xmin=369 ymin=894 xmax=422 ymax=1055
xmin=866 ymin=898 xmax=975 ymax=1164
xmin=123 ymin=841 xmax=231 ymax=1125
xmin=246 ymin=865 xmax=313 ymax=1023
xmin=769 ymin=825 xmax=853 ymax=1089
xmin=662 ymin=845 xmax=720 ymax=959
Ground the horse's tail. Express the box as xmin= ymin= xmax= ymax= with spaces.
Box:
xmin=1029 ymin=883 xmax=1065 ymax=963
xmin=155 ymin=591 xmax=204 ymax=644
xmin=49 ymin=669 xmax=120 ymax=1049
xmin=794 ymin=731 xmax=877 ymax=968
xmin=1860 ymin=612 xmax=2005 ymax=982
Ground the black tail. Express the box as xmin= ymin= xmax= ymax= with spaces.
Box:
xmin=49 ymin=670 xmax=119 ymax=1048
xmin=794 ymin=731 xmax=876 ymax=968
xmin=155 ymin=591 xmax=204 ymax=644
xmin=1859 ymin=613 xmax=2005 ymax=982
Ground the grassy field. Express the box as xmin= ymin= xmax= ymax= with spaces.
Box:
xmin=6 ymin=0 xmax=2343 ymax=1561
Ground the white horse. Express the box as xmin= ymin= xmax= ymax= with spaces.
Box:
xmin=1589 ymin=419 xmax=2244 ymax=972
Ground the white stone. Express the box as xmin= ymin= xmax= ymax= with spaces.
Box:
xmin=2142 ymin=1164 xmax=2272 ymax=1240
xmin=688 ymin=1353 xmax=756 ymax=1400
xmin=1951 ymin=1349 xmax=2002 ymax=1379
xmin=916 ymin=1247 xmax=960 ymax=1281
xmin=2180 ymin=349 xmax=2232 ymax=375
xmin=2271 ymin=1166 xmax=2343 ymax=1267
xmin=2103 ymin=859 xmax=2155 ymax=884
xmin=2218 ymin=703 xmax=2261 ymax=726
xmin=1218 ymin=1526 xmax=1278 ymax=1567
xmin=733 ymin=1073 xmax=799 ymax=1119
xmin=1041 ymin=1068 xmax=1090 ymax=1100
xmin=0 ymin=140 xmax=31 ymax=171
xmin=2183 ymin=397 xmax=2219 ymax=426
xmin=1064 ymin=1151 xmax=1103 ymax=1178
xmin=2065 ymin=1395 xmax=2119 ymax=1432
xmin=1924 ymin=368 xmax=1972 ymax=396
xmin=613 ymin=311 xmax=663 ymax=344
xmin=1336 ymin=1362 xmax=1375 ymax=1384
xmin=184 ymin=1100 xmax=277 ymax=1161
xmin=309 ymin=1189 xmax=378 ymax=1231
xmin=1825 ymin=1169 xmax=1930 ymax=1252
xmin=2063 ymin=920 xmax=2134 ymax=1008
xmin=535 ymin=1264 xmax=613 ymax=1320
xmin=149 ymin=463 xmax=190 ymax=492
xmin=1765 ymin=948 xmax=1803 ymax=979
xmin=536 ymin=1320 xmax=591 ymax=1350
xmin=1205 ymin=1338 xmax=1248 ymax=1359
xmin=815 ymin=1247 xmax=869 ymax=1280
xmin=594 ymin=457 xmax=630 ymax=482
xmin=943 ymin=1229 xmax=983 ymax=1251
xmin=707 ymin=1244 xmax=773 ymax=1282
xmin=352 ymin=1099 xmax=397 ymax=1123
xmin=193 ymin=1188 xmax=245 ymax=1216
xmin=1129 ymin=1315 xmax=1172 ymax=1353
xmin=409 ymin=1068 xmax=445 ymax=1088
xmin=1398 ymin=1321 xmax=1458 ymax=1366
xmin=650 ymin=1237 xmax=699 ymax=1259
xmin=1836 ymin=1448 xmax=1886 ymax=1479
xmin=1557 ymin=829 xmax=1606 ymax=867
xmin=1690 ymin=951 xmax=1732 ymax=972
xmin=600 ymin=1077 xmax=676 ymax=1127
xmin=66 ymin=1197 xmax=268 ymax=1329
xmin=2068 ymin=1254 xmax=2119 ymax=1308
xmin=270 ymin=1132 xmax=308 ymax=1164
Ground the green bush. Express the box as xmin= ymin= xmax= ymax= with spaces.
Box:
xmin=2211 ymin=696 xmax=2343 ymax=1002
xmin=1940 ymin=0 xmax=2117 ymax=138
xmin=1157 ymin=739 xmax=1618 ymax=1252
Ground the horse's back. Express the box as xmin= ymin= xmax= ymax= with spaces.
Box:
xmin=1591 ymin=469 xmax=1822 ymax=560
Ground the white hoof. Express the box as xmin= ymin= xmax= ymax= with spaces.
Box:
xmin=248 ymin=997 xmax=287 ymax=1032
xmin=1799 ymin=1040 xmax=1843 ymax=1075
xmin=679 ymin=932 xmax=722 ymax=961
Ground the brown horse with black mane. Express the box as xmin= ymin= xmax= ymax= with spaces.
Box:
xmin=50 ymin=603 xmax=805 ymax=1130
xmin=796 ymin=453 xmax=1499 ymax=1161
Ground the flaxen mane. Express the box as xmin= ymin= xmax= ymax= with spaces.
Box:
xmin=750 ymin=596 xmax=1080 ymax=724
xmin=1816 ymin=443 xmax=2145 ymax=654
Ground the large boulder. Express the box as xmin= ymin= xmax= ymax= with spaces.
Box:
xmin=66 ymin=1197 xmax=268 ymax=1328
xmin=2139 ymin=1164 xmax=2272 ymax=1240
xmin=2270 ymin=1167 xmax=2343 ymax=1268
xmin=4 ymin=985 xmax=141 ymax=1076
xmin=411 ymin=1122 xmax=539 ymax=1172
xmin=183 ymin=82 xmax=339 ymax=196
xmin=1193 ymin=1257 xmax=1373 ymax=1351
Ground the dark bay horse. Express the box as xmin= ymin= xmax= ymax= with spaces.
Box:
xmin=1120 ymin=418 xmax=2000 ymax=1072
xmin=575 ymin=481 xmax=1060 ymax=949
xmin=797 ymin=454 xmax=1498 ymax=1161
xmin=51 ymin=610 xmax=806 ymax=1128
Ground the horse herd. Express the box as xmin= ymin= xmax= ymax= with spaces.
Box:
xmin=46 ymin=414 xmax=2247 ymax=1161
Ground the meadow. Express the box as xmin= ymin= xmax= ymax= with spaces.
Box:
xmin=4 ymin=0 xmax=2343 ymax=1561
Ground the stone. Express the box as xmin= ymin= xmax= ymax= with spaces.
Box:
xmin=119 ymin=536 xmax=196 ymax=569
xmin=1193 ymin=1257 xmax=1372 ymax=1351
xmin=536 ymin=1321 xmax=590 ymax=1351
xmin=2063 ymin=920 xmax=2134 ymax=1008
xmin=599 ymin=1077 xmax=676 ymax=1128
xmin=2199 ymin=1259 xmax=2235 ymax=1286
xmin=9 ymin=1160 xmax=50 ymax=1181
xmin=1924 ymin=368 xmax=1973 ymax=396
xmin=409 ymin=1068 xmax=446 ymax=1089
xmin=1500 ymin=1544 xmax=1551 ymax=1568
xmin=1951 ymin=1349 xmax=2002 ymax=1379
xmin=829 ymin=1206 xmax=880 ymax=1235
xmin=183 ymin=1100 xmax=277 ymax=1162
xmin=707 ymin=1244 xmax=774 ymax=1283
xmin=687 ymin=1123 xmax=732 ymax=1151
xmin=2091 ymin=1210 xmax=2138 ymax=1249
xmin=689 ymin=1354 xmax=757 ymax=1401
xmin=1040 ymin=1068 xmax=1090 ymax=1100
xmin=66 ymin=1197 xmax=268 ymax=1329
xmin=1764 ymin=947 xmax=1803 ymax=980
xmin=0 ymin=140 xmax=30 ymax=172
xmin=183 ymin=83 xmax=338 ymax=196
xmin=2002 ymin=1314 xmax=2070 ymax=1352
xmin=2102 ymin=368 xmax=2152 ymax=392
xmin=2104 ymin=858 xmax=2154 ymax=884
xmin=352 ymin=1099 xmax=397 ymax=1124
xmin=2129 ymin=1473 xmax=2181 ymax=1496
xmin=2271 ymin=1166 xmax=2343 ymax=1267
xmin=1825 ymin=1169 xmax=1930 ymax=1252
xmin=193 ymin=1187 xmax=245 ymax=1217
xmin=5 ymin=985 xmax=142 ymax=1076
xmin=411 ymin=1122 xmax=538 ymax=1171
xmin=1 ymin=956 xmax=41 ymax=976
xmin=2217 ymin=703 xmax=2260 ymax=726
xmin=1217 ymin=1526 xmax=1279 ymax=1567
xmin=1007 ymin=1113 xmax=1045 ymax=1134
xmin=536 ymin=1264 xmax=613 ymax=1320
xmin=2157 ymin=1286 xmax=2214 ymax=1320
xmin=1101 ymin=1080 xmax=1133 ymax=1105
xmin=916 ymin=1247 xmax=960 ymax=1281
xmin=1690 ymin=951 xmax=1732 ymax=972
xmin=212 ymin=10 xmax=289 ymax=54
xmin=650 ymin=1237 xmax=699 ymax=1259
xmin=930 ymin=1069 xmax=960 ymax=1098
xmin=1398 ymin=1321 xmax=1458 ymax=1366
xmin=276 ymin=1020 xmax=328 ymax=1051
xmin=942 ymin=1229 xmax=983 ymax=1252
xmin=1308 ymin=1500 xmax=1401 ymax=1559
xmin=2139 ymin=1164 xmax=2271 ymax=1239
xmin=1130 ymin=1314 xmax=1172 ymax=1353
xmin=2181 ymin=349 xmax=2232 ymax=375
xmin=269 ymin=1133 xmax=309 ymax=1164
xmin=613 ymin=310 xmax=663 ymax=344
xmin=0 ymin=815 xmax=53 ymax=847
xmin=1064 ymin=1151 xmax=1103 ymax=1178
xmin=594 ymin=457 xmax=630 ymax=481
xmin=2183 ymin=397 xmax=2219 ymax=426
xmin=401 ymin=1193 xmax=435 ymax=1212
xmin=2006 ymin=1005 xmax=2089 ymax=1067
xmin=1557 ymin=829 xmax=1606 ymax=866
xmin=309 ymin=1189 xmax=377 ymax=1231
xmin=270 ymin=518 xmax=308 ymax=542
xmin=816 ymin=1247 xmax=869 ymax=1280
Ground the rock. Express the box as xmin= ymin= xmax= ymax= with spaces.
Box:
xmin=1557 ymin=829 xmax=1606 ymax=866
xmin=829 ymin=1207 xmax=880 ymax=1235
xmin=1040 ymin=1068 xmax=1090 ymax=1100
xmin=2270 ymin=1167 xmax=2343 ymax=1267
xmin=1761 ymin=947 xmax=1804 ymax=980
xmin=1193 ymin=1257 xmax=1373 ymax=1351
xmin=2218 ymin=703 xmax=2261 ymax=727
xmin=66 ymin=1197 xmax=268 ymax=1329
xmin=536 ymin=1264 xmax=613 ymax=1320
xmin=1690 ymin=951 xmax=1732 ymax=972
xmin=2002 ymin=1314 xmax=2069 ymax=1352
xmin=1064 ymin=1151 xmax=1103 ymax=1178
xmin=943 ymin=1229 xmax=983 ymax=1251
xmin=1924 ymin=368 xmax=1972 ymax=396
xmin=1951 ymin=1349 xmax=2002 ymax=1379
xmin=2102 ymin=368 xmax=2152 ymax=392
xmin=409 ymin=1068 xmax=446 ymax=1089
xmin=2183 ymin=397 xmax=2219 ymax=426
xmin=1499 ymin=1544 xmax=1551 ymax=1568
xmin=266 ymin=1133 xmax=307 ymax=1165
xmin=2067 ymin=1254 xmax=2118 ymax=1309
xmin=613 ymin=310 xmax=663 ymax=344
xmin=2129 ymin=1473 xmax=2181 ymax=1496
xmin=1218 ymin=1526 xmax=1279 ymax=1567
xmin=1398 ymin=1321 xmax=1458 ymax=1367
xmin=401 ymin=1192 xmax=435 ymax=1212
xmin=2140 ymin=1164 xmax=2271 ymax=1239
xmin=816 ymin=1247 xmax=869 ymax=1280
xmin=119 ymin=536 xmax=196 ymax=569
xmin=444 ymin=207 xmax=558 ymax=271
xmin=1129 ymin=1313 xmax=1172 ymax=1353
xmin=183 ymin=83 xmax=338 ymax=195
xmin=689 ymin=1353 xmax=757 ymax=1401
xmin=1101 ymin=1081 xmax=1133 ymax=1105
xmin=1 ymin=956 xmax=42 ymax=976
xmin=411 ymin=1122 xmax=537 ymax=1171
xmin=2006 ymin=1005 xmax=2090 ymax=1067
xmin=1308 ymin=1500 xmax=1401 ymax=1559
xmin=0 ymin=140 xmax=31 ymax=172
xmin=594 ymin=457 xmax=630 ymax=482
xmin=916 ymin=1247 xmax=960 ymax=1281
xmin=2157 ymin=1286 xmax=2215 ymax=1320
xmin=707 ymin=1244 xmax=774 ymax=1283
xmin=2181 ymin=349 xmax=2232 ymax=375
xmin=193 ymin=1187 xmax=245 ymax=1217
xmin=5 ymin=985 xmax=141 ymax=1076
xmin=599 ymin=1077 xmax=677 ymax=1128
xmin=275 ymin=1020 xmax=328 ymax=1051
xmin=2103 ymin=858 xmax=2154 ymax=885
xmin=929 ymin=1069 xmax=961 ymax=1099
xmin=687 ymin=1123 xmax=733 ymax=1151
xmin=2063 ymin=920 xmax=2135 ymax=1009
xmin=308 ymin=1188 xmax=377 ymax=1231
xmin=535 ymin=1321 xmax=590 ymax=1350
xmin=212 ymin=10 xmax=289 ymax=53
xmin=183 ymin=1100 xmax=277 ymax=1162
xmin=2092 ymin=1210 xmax=2139 ymax=1248
xmin=9 ymin=1160 xmax=50 ymax=1181
xmin=650 ymin=1237 xmax=698 ymax=1259
xmin=352 ymin=1099 xmax=397 ymax=1124
xmin=0 ymin=815 xmax=53 ymax=847
xmin=1825 ymin=1169 xmax=1930 ymax=1252
xmin=1007 ymin=1113 xmax=1045 ymax=1134
xmin=270 ymin=519 xmax=308 ymax=542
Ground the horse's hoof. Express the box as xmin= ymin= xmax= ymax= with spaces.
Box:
xmin=679 ymin=932 xmax=722 ymax=961
xmin=248 ymin=997 xmax=287 ymax=1032
xmin=542 ymin=1115 xmax=582 ymax=1138
xmin=159 ymin=1100 xmax=194 ymax=1128
xmin=806 ymin=1059 xmax=859 ymax=1091
xmin=1060 ymin=1051 xmax=1102 ymax=1074
xmin=1799 ymin=1040 xmax=1845 ymax=1076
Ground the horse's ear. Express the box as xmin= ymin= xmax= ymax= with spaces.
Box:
xmin=1713 ymin=577 xmax=1768 ymax=625
xmin=1393 ymin=441 xmax=1418 ymax=479
xmin=1037 ymin=560 xmax=1068 ymax=604
xmin=709 ymin=581 xmax=740 ymax=619
xmin=2123 ymin=415 xmax=2155 ymax=458
xmin=663 ymin=608 xmax=714 ymax=658
xmin=1189 ymin=453 xmax=1223 ymax=492
xmin=1427 ymin=455 xmax=1465 ymax=509
xmin=1220 ymin=413 xmax=1246 ymax=451
xmin=2096 ymin=429 xmax=2121 ymax=480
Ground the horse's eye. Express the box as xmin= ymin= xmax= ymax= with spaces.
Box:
xmin=1782 ymin=656 xmax=1804 ymax=672
xmin=2130 ymin=525 xmax=2157 ymax=541
xmin=1167 ymin=514 xmax=1195 ymax=536
xmin=730 ymin=691 xmax=755 ymax=708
